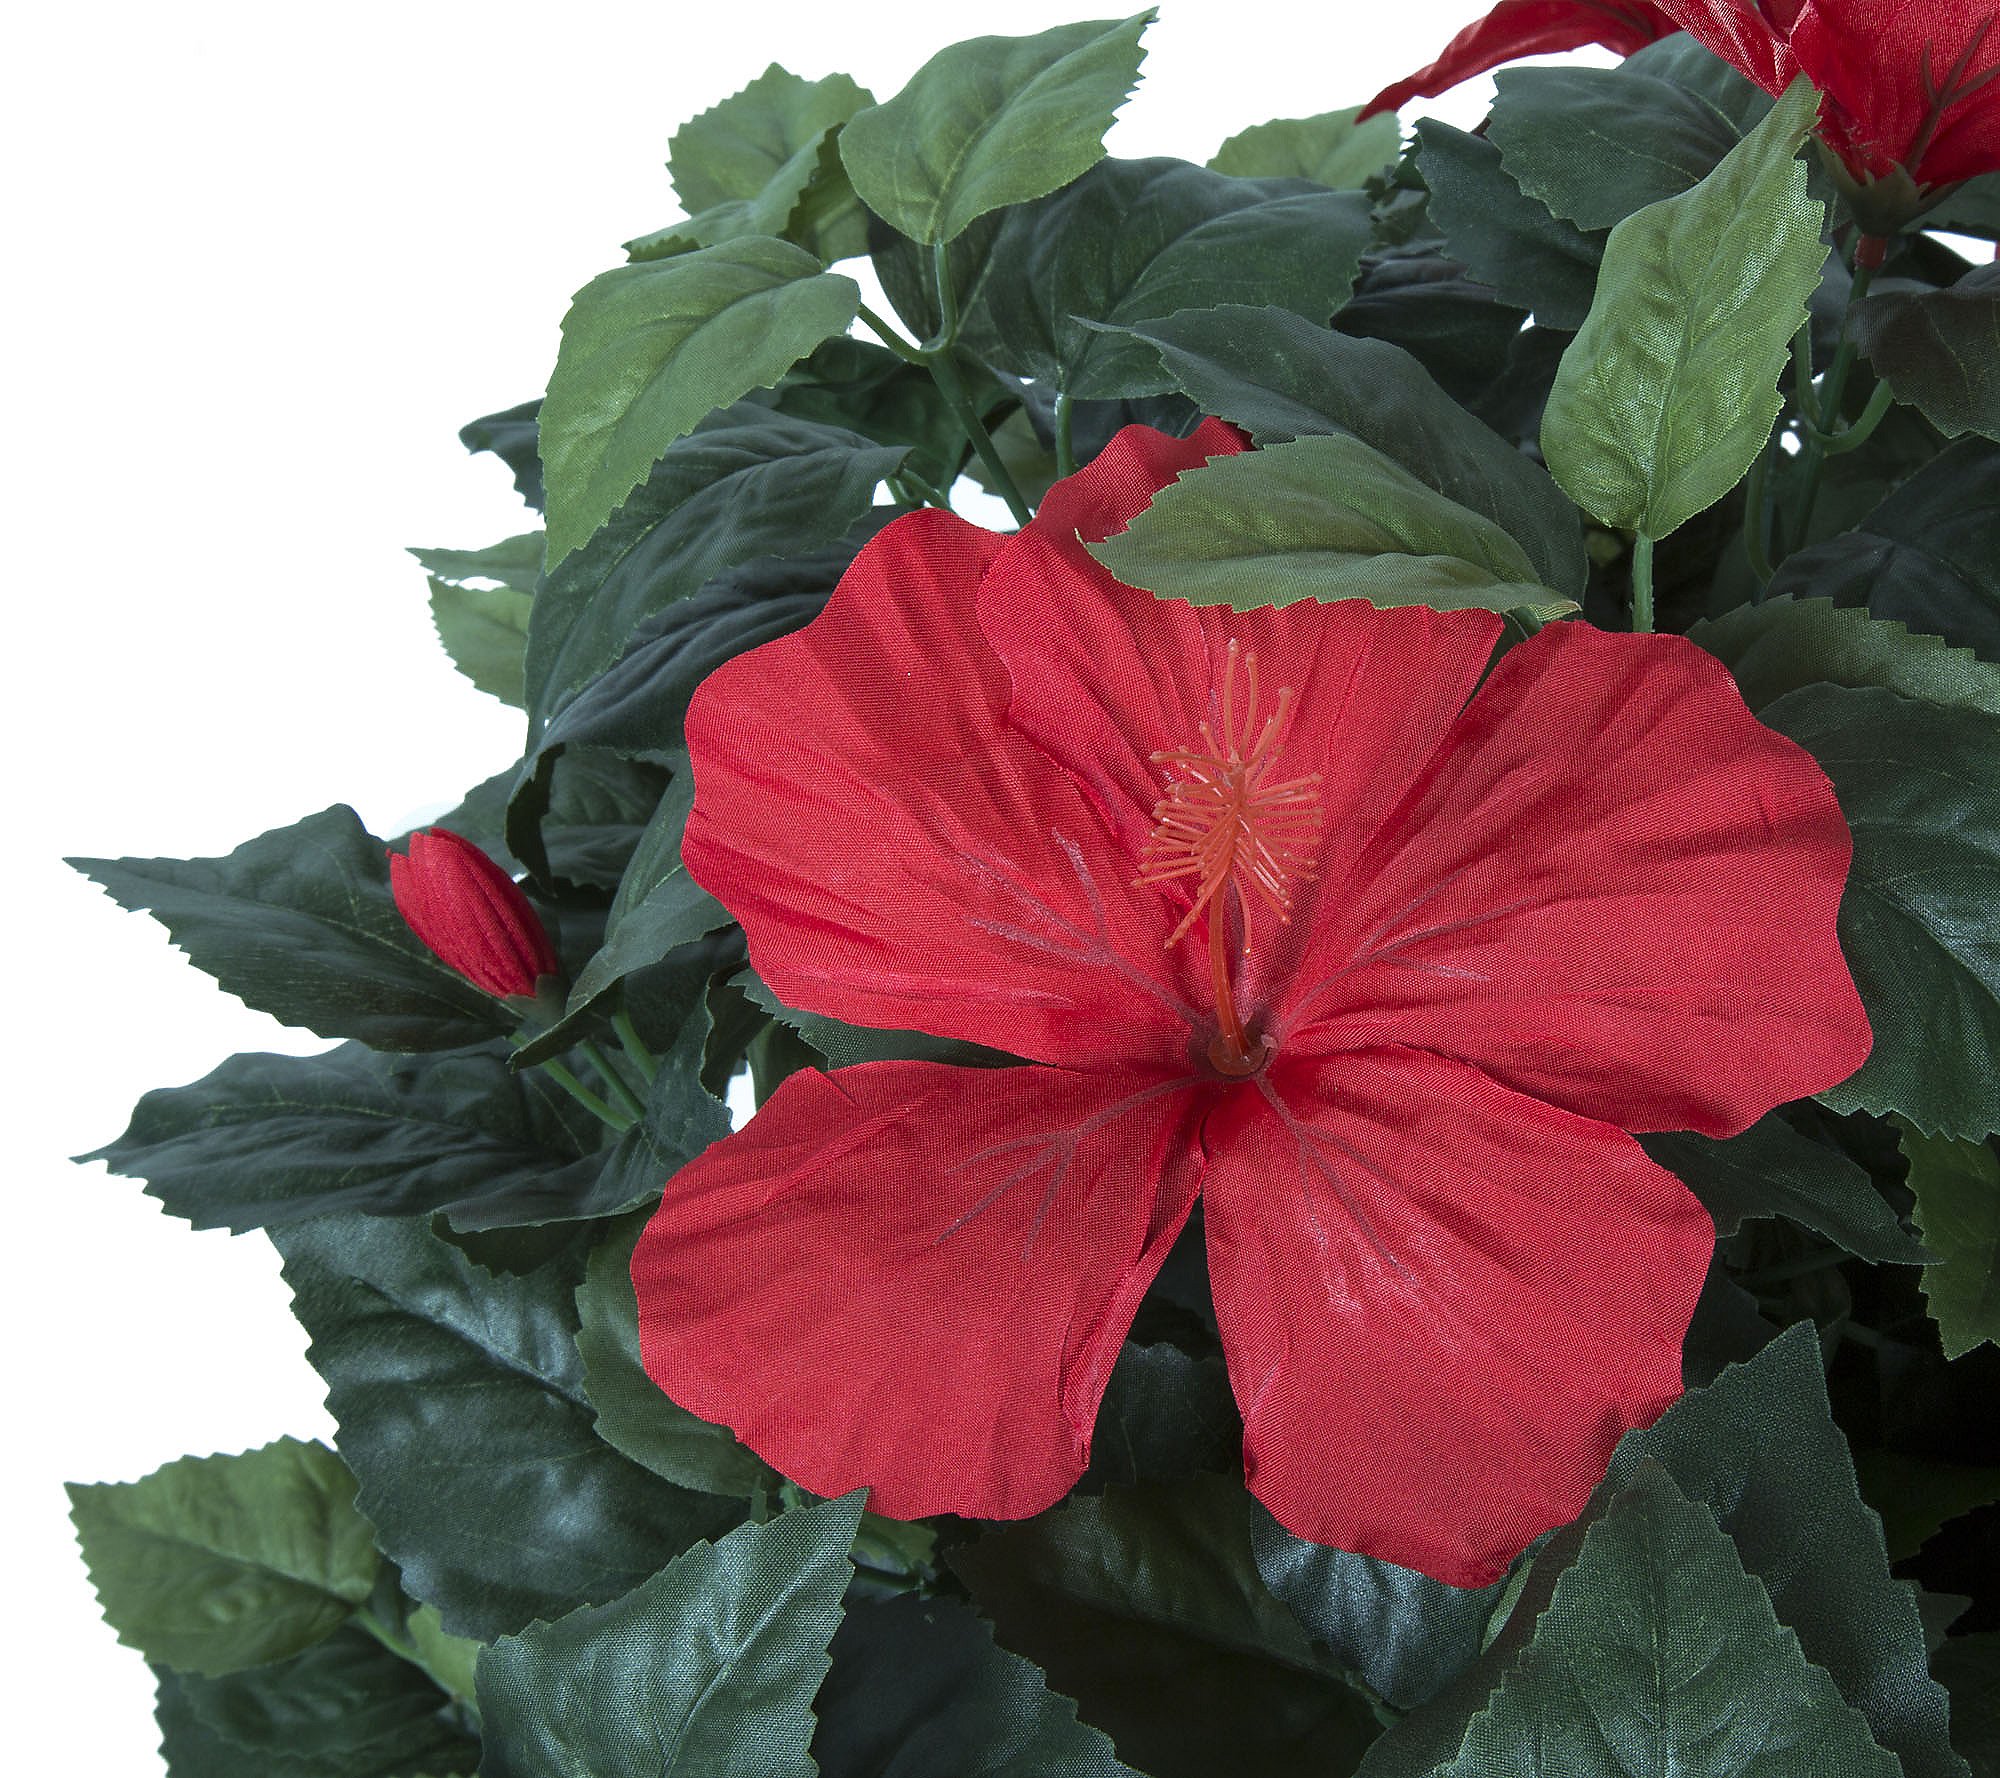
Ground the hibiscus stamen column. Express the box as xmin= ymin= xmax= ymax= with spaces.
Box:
xmin=1138 ymin=640 xmax=1322 ymax=1076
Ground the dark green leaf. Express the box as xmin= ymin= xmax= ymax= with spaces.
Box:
xmin=1441 ymin=1463 xmax=1900 ymax=1776
xmin=1854 ymin=1452 xmax=2000 ymax=1561
xmin=1122 ymin=304 xmax=1585 ymax=596
xmin=68 ymin=1439 xmax=377 ymax=1677
xmin=1934 ymin=1633 xmax=2000 ymax=1776
xmin=1208 ymin=106 xmax=1401 ymax=189
xmin=814 ymin=1595 xmax=1140 ymax=1777
xmin=1412 ymin=119 xmax=1604 ymax=331
xmin=524 ymin=404 xmax=897 ymax=733
xmin=575 ymin=1210 xmax=771 ymax=1496
xmin=1927 ymin=173 xmax=2000 ymax=239
xmin=1852 ymin=265 xmax=2000 ymax=442
xmin=953 ymin=1475 xmax=1380 ymax=1778
xmin=1898 ymin=1124 xmax=2000 ymax=1357
xmin=1690 ymin=594 xmax=2000 ymax=716
xmin=769 ymin=336 xmax=971 ymax=492
xmin=1763 ymin=684 xmax=2000 ymax=1139
xmin=975 ymin=157 xmax=1373 ymax=398
xmin=70 ymin=807 xmax=508 ymax=1051
xmin=1082 ymin=1341 xmax=1238 ymax=1491
xmin=1542 ymin=76 xmax=1828 ymax=538
xmin=1087 ymin=432 xmax=1559 ymax=613
xmin=459 ymin=399 xmax=541 ymax=511
xmin=1641 ymin=1113 xmax=1925 ymax=1263
xmin=272 ymin=1213 xmax=740 ymax=1641
xmin=1335 ymin=243 xmax=1538 ymax=416
xmin=78 ymin=1040 xmax=606 ymax=1234
xmin=1622 ymin=33 xmax=1778 ymax=137
xmin=475 ymin=1493 xmax=863 ymax=1778
xmin=540 ymin=238 xmax=861 ymax=565
xmin=839 ymin=14 xmax=1152 ymax=243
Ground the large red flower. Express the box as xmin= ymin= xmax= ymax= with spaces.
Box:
xmin=1367 ymin=1 xmax=2000 ymax=198
xmin=632 ymin=421 xmax=1869 ymax=1585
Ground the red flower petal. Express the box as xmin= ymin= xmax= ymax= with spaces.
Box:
xmin=1648 ymin=0 xmax=1798 ymax=97
xmin=1282 ymin=621 xmax=1869 ymax=1136
xmin=682 ymin=506 xmax=1205 ymax=1070
xmin=1202 ymin=1045 xmax=1709 ymax=1586
xmin=632 ymin=1059 xmax=1203 ymax=1519
xmin=1362 ymin=1 xmax=1681 ymax=118
xmin=388 ymin=827 xmax=558 ymax=998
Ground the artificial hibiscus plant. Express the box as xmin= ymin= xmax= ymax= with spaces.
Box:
xmin=65 ymin=5 xmax=2000 ymax=1775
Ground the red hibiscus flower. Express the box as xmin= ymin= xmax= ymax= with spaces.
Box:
xmin=389 ymin=827 xmax=559 ymax=1000
xmin=1368 ymin=1 xmax=2000 ymax=213
xmin=631 ymin=421 xmax=1869 ymax=1585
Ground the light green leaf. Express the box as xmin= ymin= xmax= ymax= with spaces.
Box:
xmin=414 ymin=526 xmax=543 ymax=710
xmin=1851 ymin=265 xmax=2000 ymax=443
xmin=1763 ymin=684 xmax=2000 ymax=1139
xmin=68 ymin=1439 xmax=377 ymax=1677
xmin=1542 ymin=75 xmax=1829 ymax=538
xmin=1087 ymin=432 xmax=1562 ymax=614
xmin=1443 ymin=1463 xmax=1900 ymax=1777
xmin=1898 ymin=1124 xmax=2000 ymax=1357
xmin=839 ymin=13 xmax=1153 ymax=244
xmin=1208 ymin=106 xmax=1401 ymax=189
xmin=540 ymin=237 xmax=860 ymax=565
xmin=476 ymin=1494 xmax=864 ymax=1778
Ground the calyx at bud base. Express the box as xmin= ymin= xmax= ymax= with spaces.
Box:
xmin=388 ymin=827 xmax=560 ymax=1000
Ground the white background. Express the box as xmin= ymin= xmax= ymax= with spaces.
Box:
xmin=12 ymin=1 xmax=1502 ymax=1767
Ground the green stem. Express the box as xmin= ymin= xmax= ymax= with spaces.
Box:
xmin=539 ymin=1058 xmax=634 ymax=1132
xmin=1629 ymin=532 xmax=1656 ymax=633
xmin=612 ymin=1009 xmax=658 ymax=1084
xmin=929 ymin=347 xmax=1033 ymax=525
xmin=1742 ymin=437 xmax=1776 ymax=592
xmin=854 ymin=302 xmax=926 ymax=366
xmin=1054 ymin=389 xmax=1077 ymax=480
xmin=578 ymin=1039 xmax=647 ymax=1122
xmin=352 ymin=1605 xmax=418 ymax=1664
xmin=1820 ymin=379 xmax=1895 ymax=455
xmin=1789 ymin=320 xmax=1820 ymax=430
xmin=1786 ymin=257 xmax=1876 ymax=554
xmin=930 ymin=239 xmax=959 ymax=349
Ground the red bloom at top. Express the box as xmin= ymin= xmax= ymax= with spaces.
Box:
xmin=388 ymin=827 xmax=559 ymax=1000
xmin=633 ymin=422 xmax=1869 ymax=1585
xmin=1368 ymin=1 xmax=2000 ymax=203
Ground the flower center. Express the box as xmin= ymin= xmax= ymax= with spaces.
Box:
xmin=1137 ymin=639 xmax=1322 ymax=1077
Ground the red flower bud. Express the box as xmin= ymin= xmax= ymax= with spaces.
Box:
xmin=388 ymin=827 xmax=559 ymax=999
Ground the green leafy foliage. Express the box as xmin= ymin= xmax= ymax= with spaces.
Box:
xmin=459 ymin=398 xmax=542 ymax=510
xmin=411 ymin=532 xmax=540 ymax=708
xmin=953 ymin=1476 xmax=1380 ymax=1777
xmin=1855 ymin=1452 xmax=2000 ymax=1561
xmin=1084 ymin=1341 xmax=1238 ymax=1491
xmin=70 ymin=806 xmax=509 ymax=1051
xmin=1898 ymin=1124 xmax=2000 ymax=1357
xmin=1208 ymin=106 xmax=1400 ymax=189
xmin=68 ymin=1439 xmax=377 ymax=1677
xmin=1933 ymin=1633 xmax=2000 ymax=1776
xmin=539 ymin=238 xmax=861 ymax=566
xmin=1764 ymin=684 xmax=2000 ymax=1139
xmin=1641 ymin=1113 xmax=1925 ymax=1262
xmin=1542 ymin=76 xmax=1828 ymax=539
xmin=1441 ymin=1463 xmax=1901 ymax=1776
xmin=1122 ymin=304 xmax=1585 ymax=596
xmin=273 ymin=1213 xmax=741 ymax=1641
xmin=814 ymin=1595 xmax=1140 ymax=1777
xmin=839 ymin=13 xmax=1153 ymax=243
xmin=1851 ymin=265 xmax=2000 ymax=442
xmin=1088 ymin=432 xmax=1560 ymax=613
xmin=475 ymin=1494 xmax=863 ymax=1778
xmin=973 ymin=157 xmax=1374 ymax=399
xmin=78 ymin=1039 xmax=606 ymax=1233
xmin=769 ymin=336 xmax=972 ymax=492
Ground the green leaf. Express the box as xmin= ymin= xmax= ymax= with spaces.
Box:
xmin=1623 ymin=33 xmax=1780 ymax=136
xmin=1087 ymin=432 xmax=1560 ymax=614
xmin=1541 ymin=75 xmax=1828 ymax=539
xmin=163 ymin=1624 xmax=478 ymax=1778
xmin=459 ymin=398 xmax=542 ymax=511
xmin=525 ymin=405 xmax=898 ymax=733
xmin=1250 ymin=1516 xmax=1507 ymax=1712
xmin=272 ymin=1213 xmax=741 ymax=1641
xmin=1852 ymin=265 xmax=2000 ymax=442
xmin=77 ymin=1039 xmax=607 ymax=1234
xmin=69 ymin=806 xmax=510 ymax=1052
xmin=475 ymin=1493 xmax=864 ymax=1778
xmin=839 ymin=13 xmax=1153 ymax=244
xmin=68 ymin=1439 xmax=377 ymax=1677
xmin=1442 ymin=1463 xmax=1900 ymax=1777
xmin=408 ymin=533 xmax=543 ymax=589
xmin=769 ymin=335 xmax=973 ymax=493
xmin=1768 ymin=439 xmax=2000 ymax=660
xmin=412 ymin=532 xmax=541 ymax=709
xmin=665 ymin=64 xmax=875 ymax=264
xmin=974 ymin=157 xmax=1374 ymax=399
xmin=575 ymin=1210 xmax=772 ymax=1497
xmin=540 ymin=237 xmax=860 ymax=566
xmin=1209 ymin=106 xmax=1401 ymax=189
xmin=1121 ymin=304 xmax=1585 ymax=596
xmin=1854 ymin=1452 xmax=2000 ymax=1561
xmin=1933 ymin=1633 xmax=2000 ymax=1777
xmin=1898 ymin=1124 xmax=2000 ymax=1357
xmin=814 ymin=1594 xmax=1141 ymax=1777
xmin=1690 ymin=593 xmax=2000 ymax=716
xmin=1334 ymin=243 xmax=1539 ymax=416
xmin=1640 ymin=1112 xmax=1925 ymax=1263
xmin=953 ymin=1476 xmax=1380 ymax=1778
xmin=1762 ymin=684 xmax=2000 ymax=1138
xmin=1489 ymin=61 xmax=1767 ymax=231
xmin=1412 ymin=119 xmax=1605 ymax=331
xmin=1083 ymin=1341 xmax=1239 ymax=1492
